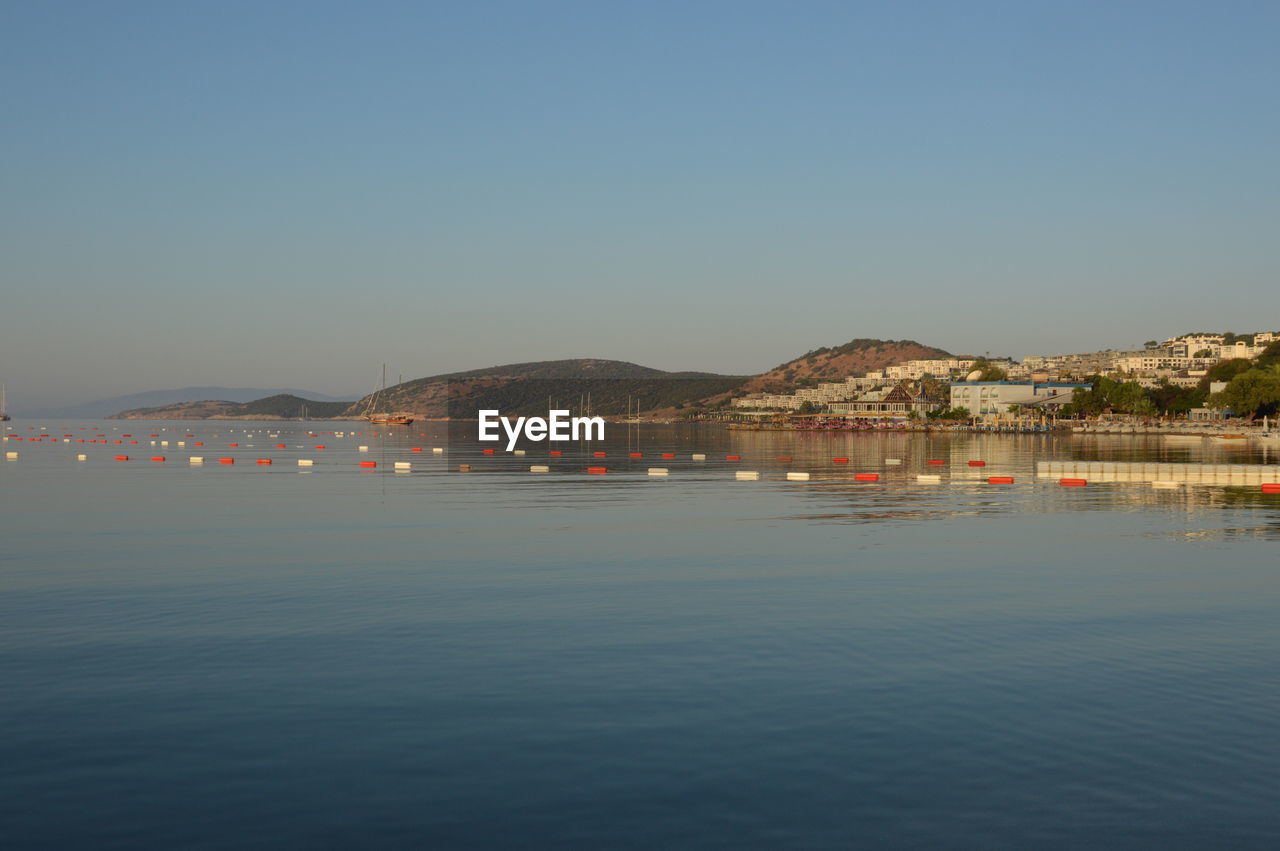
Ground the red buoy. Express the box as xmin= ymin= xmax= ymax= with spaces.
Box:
xmin=988 ymin=476 xmax=1015 ymax=484
xmin=968 ymin=460 xmax=986 ymax=467
xmin=359 ymin=460 xmax=377 ymax=468
xmin=219 ymin=458 xmax=235 ymax=464
xmin=549 ymin=450 xmax=562 ymax=456
xmin=661 ymin=453 xmax=675 ymax=458
xmin=1060 ymin=478 xmax=1087 ymax=487
xmin=855 ymin=473 xmax=879 ymax=481
xmin=114 ymin=455 xmax=129 ymax=461
xmin=256 ymin=458 xmax=272 ymax=465
xmin=587 ymin=466 xmax=607 ymax=474
xmin=411 ymin=447 xmax=422 ymax=452
xmin=726 ymin=455 xmax=741 ymax=461
xmin=833 ymin=457 xmax=849 ymax=464
xmin=593 ymin=451 xmax=607 ymax=457
xmin=1262 ymin=483 xmax=1280 ymax=494
xmin=150 ymin=456 xmax=166 ymax=462
xmin=629 ymin=452 xmax=642 ymax=458
xmin=483 ymin=449 xmax=495 ymax=455
xmin=927 ymin=459 xmax=945 ymax=466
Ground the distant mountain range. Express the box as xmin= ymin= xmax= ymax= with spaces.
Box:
xmin=35 ymin=387 xmax=356 ymax=419
xmin=64 ymin=339 xmax=950 ymax=420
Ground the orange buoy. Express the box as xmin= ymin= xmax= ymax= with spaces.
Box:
xmin=988 ymin=476 xmax=1015 ymax=484
xmin=1060 ymin=478 xmax=1087 ymax=487
xmin=150 ymin=456 xmax=166 ymax=462
xmin=256 ymin=458 xmax=272 ymax=465
xmin=219 ymin=458 xmax=235 ymax=464
xmin=359 ymin=460 xmax=377 ymax=468
xmin=855 ymin=473 xmax=879 ymax=481
xmin=587 ymin=466 xmax=607 ymax=474
xmin=114 ymin=455 xmax=129 ymax=461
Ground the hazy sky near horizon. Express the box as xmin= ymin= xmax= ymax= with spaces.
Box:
xmin=3 ymin=0 xmax=1278 ymax=407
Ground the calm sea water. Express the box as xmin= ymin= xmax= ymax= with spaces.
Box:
xmin=3 ymin=420 xmax=1280 ymax=849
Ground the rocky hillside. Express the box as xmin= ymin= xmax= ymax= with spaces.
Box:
xmin=343 ymin=359 xmax=748 ymax=419
xmin=739 ymin=338 xmax=952 ymax=396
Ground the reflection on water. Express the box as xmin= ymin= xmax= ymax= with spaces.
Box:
xmin=2 ymin=420 xmax=1280 ymax=848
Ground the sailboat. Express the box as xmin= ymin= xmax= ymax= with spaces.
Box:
xmin=0 ymin=384 xmax=9 ymax=422
xmin=362 ymin=365 xmax=414 ymax=426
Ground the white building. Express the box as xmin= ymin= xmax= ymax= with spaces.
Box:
xmin=950 ymin=381 xmax=1091 ymax=417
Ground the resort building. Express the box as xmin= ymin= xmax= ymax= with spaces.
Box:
xmin=950 ymin=381 xmax=1091 ymax=417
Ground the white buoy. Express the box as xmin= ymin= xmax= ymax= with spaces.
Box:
xmin=513 ymin=449 xmax=526 ymax=455
xmin=4 ymin=451 xmax=17 ymax=459
xmin=1152 ymin=481 xmax=1180 ymax=489
xmin=786 ymin=471 xmax=810 ymax=481
xmin=394 ymin=461 xmax=411 ymax=469
xmin=917 ymin=474 xmax=942 ymax=483
xmin=736 ymin=470 xmax=760 ymax=480
xmin=189 ymin=456 xmax=204 ymax=464
xmin=297 ymin=459 xmax=314 ymax=466
xmin=177 ymin=441 xmax=185 ymax=447
xmin=692 ymin=453 xmax=706 ymax=460
xmin=885 ymin=458 xmax=902 ymax=465
xmin=358 ymin=446 xmax=369 ymax=452
xmin=432 ymin=447 xmax=444 ymax=454
xmin=648 ymin=468 xmax=669 ymax=476
xmin=77 ymin=454 xmax=87 ymax=461
xmin=530 ymin=465 xmax=550 ymax=472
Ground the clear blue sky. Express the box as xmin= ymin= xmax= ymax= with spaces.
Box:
xmin=3 ymin=0 xmax=1277 ymax=407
